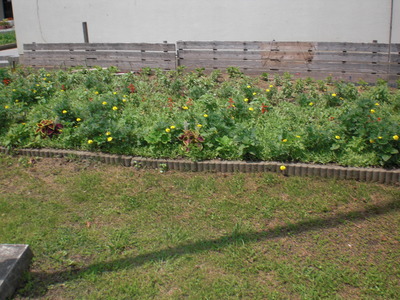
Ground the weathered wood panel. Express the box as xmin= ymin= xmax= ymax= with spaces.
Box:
xmin=22 ymin=42 xmax=176 ymax=71
xmin=177 ymin=41 xmax=400 ymax=83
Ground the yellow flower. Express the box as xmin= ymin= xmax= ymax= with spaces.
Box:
xmin=15 ymin=99 xmax=19 ymax=103
xmin=335 ymin=135 xmax=341 ymax=140
xmin=122 ymin=98 xmax=127 ymax=102
xmin=280 ymin=165 xmax=286 ymax=171
xmin=182 ymin=106 xmax=189 ymax=110
xmin=265 ymin=89 xmax=270 ymax=92
xmin=282 ymin=139 xmax=287 ymax=142
xmin=95 ymin=91 xmax=99 ymax=95
xmin=375 ymin=103 xmax=380 ymax=106
xmin=107 ymin=137 xmax=113 ymax=142
xmin=4 ymin=105 xmax=9 ymax=109
xmin=12 ymin=89 xmax=16 ymax=92
xmin=106 ymin=131 xmax=111 ymax=136
xmin=62 ymin=110 xmax=67 ymax=114
xmin=165 ymin=128 xmax=171 ymax=133
xmin=393 ymin=135 xmax=399 ymax=141
xmin=197 ymin=124 xmax=202 ymax=128
xmin=332 ymin=93 xmax=337 ymax=97
xmin=87 ymin=139 xmax=93 ymax=144
xmin=36 ymin=84 xmax=40 ymax=87
xmin=247 ymin=85 xmax=251 ymax=88
xmin=309 ymin=102 xmax=314 ymax=106
xmin=203 ymin=114 xmax=208 ymax=118
xmin=113 ymin=92 xmax=117 ymax=95
xmin=369 ymin=139 xmax=375 ymax=143
xmin=378 ymin=136 xmax=382 ymax=139
xmin=370 ymin=109 xmax=375 ymax=113
xmin=60 ymin=89 xmax=65 ymax=92
xmin=296 ymin=135 xmax=301 ymax=138
xmin=76 ymin=118 xmax=82 ymax=122
xmin=269 ymin=85 xmax=273 ymax=88
xmin=33 ymin=90 xmax=37 ymax=93
xmin=248 ymin=107 xmax=254 ymax=111
xmin=46 ymin=74 xmax=50 ymax=77
xmin=170 ymin=125 xmax=176 ymax=129
xmin=244 ymin=98 xmax=249 ymax=102
xmin=102 ymin=101 xmax=107 ymax=105
xmin=252 ymin=92 xmax=257 ymax=96
xmin=112 ymin=106 xmax=118 ymax=111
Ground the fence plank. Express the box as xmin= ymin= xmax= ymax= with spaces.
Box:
xmin=24 ymin=43 xmax=176 ymax=52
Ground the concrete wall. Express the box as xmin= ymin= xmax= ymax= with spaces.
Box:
xmin=12 ymin=0 xmax=400 ymax=54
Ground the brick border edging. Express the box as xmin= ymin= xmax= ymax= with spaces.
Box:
xmin=0 ymin=147 xmax=399 ymax=185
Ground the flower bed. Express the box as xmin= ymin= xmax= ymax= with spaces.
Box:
xmin=0 ymin=66 xmax=399 ymax=168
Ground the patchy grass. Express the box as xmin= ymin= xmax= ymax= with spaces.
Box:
xmin=0 ymin=154 xmax=399 ymax=299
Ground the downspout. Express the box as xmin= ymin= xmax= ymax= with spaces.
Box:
xmin=388 ymin=0 xmax=394 ymax=79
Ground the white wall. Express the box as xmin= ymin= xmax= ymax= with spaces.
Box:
xmin=12 ymin=0 xmax=400 ymax=54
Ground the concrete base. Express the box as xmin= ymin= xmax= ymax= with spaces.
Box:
xmin=0 ymin=244 xmax=33 ymax=300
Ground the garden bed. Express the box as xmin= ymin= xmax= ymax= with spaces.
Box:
xmin=0 ymin=66 xmax=399 ymax=169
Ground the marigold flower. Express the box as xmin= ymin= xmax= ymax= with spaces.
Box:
xmin=112 ymin=106 xmax=118 ymax=111
xmin=393 ymin=135 xmax=399 ymax=141
xmin=370 ymin=109 xmax=375 ymax=113
xmin=335 ymin=135 xmax=341 ymax=140
xmin=332 ymin=93 xmax=337 ymax=97
xmin=76 ymin=118 xmax=82 ymax=122
xmin=296 ymin=135 xmax=301 ymax=138
xmin=165 ymin=128 xmax=171 ymax=133
xmin=375 ymin=103 xmax=380 ymax=106
xmin=269 ymin=85 xmax=273 ymax=88
xmin=15 ymin=99 xmax=19 ymax=103
xmin=4 ymin=105 xmax=9 ymax=109
xmin=36 ymin=84 xmax=40 ymax=87
xmin=102 ymin=101 xmax=107 ymax=105
xmin=197 ymin=124 xmax=202 ymax=128
xmin=95 ymin=91 xmax=99 ymax=95
xmin=280 ymin=165 xmax=286 ymax=171
xmin=203 ymin=114 xmax=208 ymax=118
xmin=282 ymin=139 xmax=287 ymax=142
xmin=122 ymin=98 xmax=127 ymax=102
xmin=266 ymin=89 xmax=270 ymax=92
xmin=247 ymin=85 xmax=251 ymax=88
xmin=182 ymin=106 xmax=189 ymax=110
xmin=170 ymin=125 xmax=176 ymax=129
xmin=369 ymin=139 xmax=375 ymax=143
xmin=244 ymin=98 xmax=249 ymax=102
xmin=113 ymin=92 xmax=117 ymax=95
xmin=107 ymin=137 xmax=113 ymax=142
xmin=106 ymin=131 xmax=111 ymax=136
xmin=248 ymin=107 xmax=254 ymax=111
xmin=252 ymin=92 xmax=257 ymax=96
xmin=87 ymin=139 xmax=93 ymax=144
xmin=62 ymin=110 xmax=67 ymax=114
xmin=309 ymin=102 xmax=314 ymax=106
xmin=378 ymin=136 xmax=382 ymax=139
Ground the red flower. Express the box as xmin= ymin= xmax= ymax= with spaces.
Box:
xmin=128 ymin=83 xmax=136 ymax=93
xmin=2 ymin=78 xmax=11 ymax=85
xmin=261 ymin=103 xmax=269 ymax=114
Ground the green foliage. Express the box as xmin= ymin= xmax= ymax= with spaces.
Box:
xmin=0 ymin=66 xmax=399 ymax=167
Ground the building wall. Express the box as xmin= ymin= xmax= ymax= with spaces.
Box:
xmin=12 ymin=0 xmax=400 ymax=54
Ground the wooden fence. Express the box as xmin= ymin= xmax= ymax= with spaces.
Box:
xmin=21 ymin=41 xmax=400 ymax=83
xmin=177 ymin=41 xmax=400 ymax=83
xmin=22 ymin=42 xmax=176 ymax=71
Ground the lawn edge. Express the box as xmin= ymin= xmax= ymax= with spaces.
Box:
xmin=1 ymin=146 xmax=399 ymax=185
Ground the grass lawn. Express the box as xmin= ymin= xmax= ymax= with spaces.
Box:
xmin=1 ymin=154 xmax=399 ymax=299
xmin=0 ymin=30 xmax=16 ymax=45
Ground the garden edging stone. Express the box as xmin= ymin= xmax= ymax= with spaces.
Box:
xmin=0 ymin=147 xmax=399 ymax=185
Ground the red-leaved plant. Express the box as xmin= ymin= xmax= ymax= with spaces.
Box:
xmin=36 ymin=120 xmax=63 ymax=138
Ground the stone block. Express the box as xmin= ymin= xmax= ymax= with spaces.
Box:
xmin=0 ymin=244 xmax=33 ymax=300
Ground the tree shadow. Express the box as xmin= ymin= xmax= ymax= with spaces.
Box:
xmin=19 ymin=199 xmax=400 ymax=297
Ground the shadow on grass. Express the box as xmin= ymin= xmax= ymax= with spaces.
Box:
xmin=21 ymin=199 xmax=400 ymax=297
